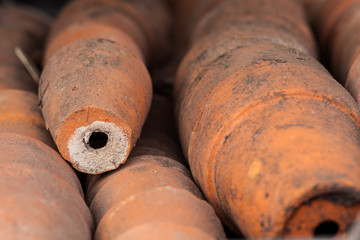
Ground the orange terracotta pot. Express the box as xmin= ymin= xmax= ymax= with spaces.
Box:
xmin=0 ymin=133 xmax=93 ymax=239
xmin=0 ymin=89 xmax=55 ymax=148
xmin=87 ymin=95 xmax=226 ymax=240
xmin=174 ymin=0 xmax=360 ymax=238
xmin=305 ymin=0 xmax=360 ymax=106
xmin=39 ymin=38 xmax=152 ymax=174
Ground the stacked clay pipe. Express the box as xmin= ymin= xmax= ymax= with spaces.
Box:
xmin=86 ymin=95 xmax=226 ymax=240
xmin=40 ymin=0 xmax=171 ymax=174
xmin=0 ymin=133 xmax=94 ymax=239
xmin=174 ymin=0 xmax=360 ymax=238
xmin=0 ymin=90 xmax=55 ymax=148
xmin=304 ymin=0 xmax=360 ymax=105
xmin=0 ymin=4 xmax=53 ymax=145
xmin=0 ymin=5 xmax=49 ymax=92
xmin=0 ymin=6 xmax=94 ymax=239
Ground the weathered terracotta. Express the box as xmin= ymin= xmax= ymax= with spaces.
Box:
xmin=174 ymin=0 xmax=360 ymax=238
xmin=305 ymin=0 xmax=360 ymax=106
xmin=40 ymin=0 xmax=173 ymax=174
xmin=284 ymin=199 xmax=360 ymax=238
xmin=174 ymin=0 xmax=317 ymax=157
xmin=45 ymin=22 xmax=143 ymax=64
xmin=47 ymin=0 xmax=171 ymax=65
xmin=0 ymin=89 xmax=55 ymax=148
xmin=0 ymin=133 xmax=93 ymax=239
xmin=47 ymin=2 xmax=146 ymax=60
xmin=40 ymin=38 xmax=152 ymax=174
xmin=87 ymin=95 xmax=226 ymax=240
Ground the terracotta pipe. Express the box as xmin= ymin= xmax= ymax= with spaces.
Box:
xmin=0 ymin=133 xmax=93 ymax=239
xmin=0 ymin=89 xmax=55 ymax=148
xmin=39 ymin=0 xmax=172 ymax=173
xmin=0 ymin=5 xmax=50 ymax=91
xmin=87 ymin=95 xmax=226 ymax=240
xmin=174 ymin=0 xmax=317 ymax=158
xmin=174 ymin=0 xmax=360 ymax=238
xmin=0 ymin=6 xmax=93 ymax=238
xmin=0 ymin=6 xmax=54 ymax=146
xmin=304 ymin=0 xmax=360 ymax=105
xmin=0 ymin=5 xmax=50 ymax=51
xmin=46 ymin=0 xmax=147 ymax=61
xmin=0 ymin=64 xmax=37 ymax=92
xmin=46 ymin=0 xmax=171 ymax=65
xmin=40 ymin=37 xmax=152 ymax=174
xmin=44 ymin=22 xmax=143 ymax=64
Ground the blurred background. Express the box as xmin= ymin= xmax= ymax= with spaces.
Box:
xmin=2 ymin=0 xmax=68 ymax=16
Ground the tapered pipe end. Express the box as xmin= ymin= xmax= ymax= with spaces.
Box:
xmin=284 ymin=195 xmax=360 ymax=238
xmin=68 ymin=121 xmax=129 ymax=174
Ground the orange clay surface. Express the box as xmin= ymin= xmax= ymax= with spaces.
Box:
xmin=173 ymin=0 xmax=360 ymax=238
xmin=0 ymin=133 xmax=93 ymax=239
xmin=40 ymin=38 xmax=152 ymax=174
xmin=0 ymin=89 xmax=55 ymax=148
xmin=87 ymin=95 xmax=226 ymax=240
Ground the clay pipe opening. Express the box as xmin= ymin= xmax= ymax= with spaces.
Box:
xmin=87 ymin=132 xmax=109 ymax=150
xmin=313 ymin=220 xmax=339 ymax=238
xmin=283 ymin=193 xmax=360 ymax=238
xmin=68 ymin=121 xmax=129 ymax=174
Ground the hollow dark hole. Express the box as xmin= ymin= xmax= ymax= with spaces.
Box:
xmin=88 ymin=132 xmax=108 ymax=149
xmin=313 ymin=221 xmax=339 ymax=238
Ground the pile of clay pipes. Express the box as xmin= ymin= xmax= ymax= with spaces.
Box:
xmin=0 ymin=0 xmax=359 ymax=239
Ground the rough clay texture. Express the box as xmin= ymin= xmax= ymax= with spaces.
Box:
xmin=44 ymin=22 xmax=143 ymax=65
xmin=0 ymin=89 xmax=55 ymax=148
xmin=40 ymin=0 xmax=173 ymax=174
xmin=68 ymin=121 xmax=129 ymax=174
xmin=0 ymin=6 xmax=94 ymax=240
xmin=40 ymin=38 xmax=151 ymax=174
xmin=86 ymin=95 xmax=226 ymax=240
xmin=0 ymin=133 xmax=93 ymax=240
xmin=47 ymin=0 xmax=172 ymax=65
xmin=174 ymin=0 xmax=360 ymax=238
